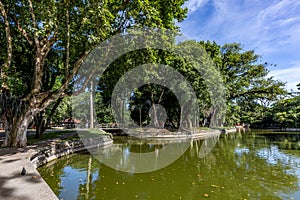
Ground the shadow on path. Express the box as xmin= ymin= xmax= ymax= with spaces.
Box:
xmin=0 ymin=171 xmax=43 ymax=200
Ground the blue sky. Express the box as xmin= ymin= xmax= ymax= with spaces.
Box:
xmin=179 ymin=0 xmax=300 ymax=91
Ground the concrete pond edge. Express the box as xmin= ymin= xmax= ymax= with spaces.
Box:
xmin=30 ymin=135 xmax=113 ymax=168
xmin=0 ymin=128 xmax=236 ymax=200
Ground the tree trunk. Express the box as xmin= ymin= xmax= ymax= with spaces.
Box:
xmin=34 ymin=97 xmax=63 ymax=138
xmin=34 ymin=112 xmax=46 ymax=139
xmin=139 ymin=108 xmax=142 ymax=126
xmin=180 ymin=105 xmax=193 ymax=129
xmin=150 ymin=91 xmax=159 ymax=128
xmin=2 ymin=110 xmax=32 ymax=147
xmin=151 ymin=103 xmax=159 ymax=127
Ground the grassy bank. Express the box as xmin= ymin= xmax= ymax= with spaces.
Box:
xmin=27 ymin=129 xmax=111 ymax=145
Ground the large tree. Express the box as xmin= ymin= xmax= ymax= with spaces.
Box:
xmin=262 ymin=84 xmax=300 ymax=128
xmin=0 ymin=0 xmax=187 ymax=147
xmin=95 ymin=40 xmax=226 ymax=129
xmin=95 ymin=40 xmax=286 ymax=129
xmin=200 ymin=41 xmax=286 ymax=126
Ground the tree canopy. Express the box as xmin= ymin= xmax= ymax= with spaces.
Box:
xmin=0 ymin=0 xmax=188 ymax=147
xmin=199 ymin=41 xmax=286 ymax=126
xmin=94 ymin=40 xmax=286 ymax=128
xmin=0 ymin=0 xmax=292 ymax=147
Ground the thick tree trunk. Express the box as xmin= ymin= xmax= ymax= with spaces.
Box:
xmin=1 ymin=87 xmax=66 ymax=147
xmin=34 ymin=112 xmax=46 ymax=139
xmin=34 ymin=97 xmax=63 ymax=138
xmin=2 ymin=111 xmax=32 ymax=147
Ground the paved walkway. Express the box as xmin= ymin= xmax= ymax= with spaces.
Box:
xmin=0 ymin=138 xmax=58 ymax=200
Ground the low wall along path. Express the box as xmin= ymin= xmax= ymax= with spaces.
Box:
xmin=0 ymin=133 xmax=113 ymax=200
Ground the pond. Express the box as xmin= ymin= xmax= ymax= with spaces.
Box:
xmin=38 ymin=129 xmax=300 ymax=200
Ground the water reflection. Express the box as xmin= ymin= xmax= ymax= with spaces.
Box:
xmin=87 ymin=137 xmax=197 ymax=173
xmin=39 ymin=130 xmax=300 ymax=199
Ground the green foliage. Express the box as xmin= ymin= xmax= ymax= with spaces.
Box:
xmin=48 ymin=97 xmax=72 ymax=126
xmin=1 ymin=0 xmax=188 ymax=96
xmin=0 ymin=0 xmax=289 ymax=136
xmin=200 ymin=41 xmax=286 ymax=126
xmin=95 ymin=40 xmax=214 ymax=128
xmin=0 ymin=0 xmax=188 ymax=146
xmin=95 ymin=39 xmax=287 ymax=128
xmin=268 ymin=94 xmax=300 ymax=128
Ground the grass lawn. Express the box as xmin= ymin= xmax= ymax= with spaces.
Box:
xmin=77 ymin=128 xmax=112 ymax=138
xmin=27 ymin=130 xmax=77 ymax=145
xmin=27 ymin=129 xmax=112 ymax=145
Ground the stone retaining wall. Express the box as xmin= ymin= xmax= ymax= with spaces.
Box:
xmin=127 ymin=128 xmax=235 ymax=139
xmin=30 ymin=129 xmax=235 ymax=168
xmin=31 ymin=135 xmax=113 ymax=168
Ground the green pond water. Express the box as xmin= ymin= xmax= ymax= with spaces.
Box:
xmin=38 ymin=130 xmax=300 ymax=200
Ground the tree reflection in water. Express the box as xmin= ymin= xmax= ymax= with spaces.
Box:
xmin=38 ymin=130 xmax=300 ymax=200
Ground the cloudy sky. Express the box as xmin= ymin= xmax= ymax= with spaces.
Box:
xmin=179 ymin=0 xmax=300 ymax=91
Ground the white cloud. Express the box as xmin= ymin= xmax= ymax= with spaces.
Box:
xmin=269 ymin=64 xmax=300 ymax=91
xmin=183 ymin=0 xmax=209 ymax=14
xmin=256 ymin=0 xmax=300 ymax=45
xmin=259 ymin=0 xmax=300 ymax=21
xmin=276 ymin=17 xmax=298 ymax=26
xmin=179 ymin=0 xmax=300 ymax=91
xmin=181 ymin=0 xmax=300 ymax=51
